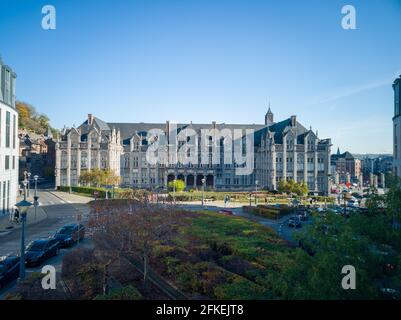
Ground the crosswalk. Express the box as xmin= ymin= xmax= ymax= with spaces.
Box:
xmin=39 ymin=199 xmax=73 ymax=205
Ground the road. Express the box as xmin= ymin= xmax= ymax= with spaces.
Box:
xmin=0 ymin=189 xmax=91 ymax=299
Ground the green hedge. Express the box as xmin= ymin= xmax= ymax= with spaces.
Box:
xmin=167 ymin=191 xmax=278 ymax=202
xmin=243 ymin=205 xmax=293 ymax=219
xmin=58 ymin=186 xmax=109 ymax=198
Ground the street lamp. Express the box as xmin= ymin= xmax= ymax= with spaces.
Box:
xmin=33 ymin=175 xmax=39 ymax=221
xmin=33 ymin=175 xmax=39 ymax=197
xmin=342 ymin=191 xmax=351 ymax=217
xmin=27 ymin=172 xmax=31 ymax=197
xmin=201 ymin=178 xmax=206 ymax=207
xmin=16 ymin=180 xmax=32 ymax=280
xmin=255 ymin=180 xmax=259 ymax=205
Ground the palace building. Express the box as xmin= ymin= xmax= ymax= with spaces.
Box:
xmin=55 ymin=108 xmax=332 ymax=194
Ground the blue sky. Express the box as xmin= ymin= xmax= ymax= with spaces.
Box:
xmin=1 ymin=0 xmax=401 ymax=154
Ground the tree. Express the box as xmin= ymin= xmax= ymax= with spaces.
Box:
xmin=277 ymin=179 xmax=308 ymax=196
xmin=89 ymin=200 xmax=183 ymax=289
xmin=16 ymin=101 xmax=59 ymax=136
xmin=274 ymin=178 xmax=401 ymax=299
xmin=384 ymin=174 xmax=401 ymax=229
xmin=278 ymin=180 xmax=288 ymax=194
xmin=167 ymin=179 xmax=185 ymax=192
xmin=295 ymin=182 xmax=309 ymax=196
xmin=78 ymin=169 xmax=120 ymax=187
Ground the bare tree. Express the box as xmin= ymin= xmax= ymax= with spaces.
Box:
xmin=89 ymin=198 xmax=183 ymax=289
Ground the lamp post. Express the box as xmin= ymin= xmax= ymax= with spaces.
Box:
xmin=342 ymin=191 xmax=351 ymax=217
xmin=33 ymin=175 xmax=39 ymax=221
xmin=201 ymin=178 xmax=206 ymax=207
xmin=33 ymin=175 xmax=39 ymax=197
xmin=27 ymin=172 xmax=31 ymax=198
xmin=255 ymin=180 xmax=259 ymax=205
xmin=16 ymin=180 xmax=32 ymax=280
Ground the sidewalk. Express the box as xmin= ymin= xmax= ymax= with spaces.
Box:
xmin=0 ymin=206 xmax=47 ymax=236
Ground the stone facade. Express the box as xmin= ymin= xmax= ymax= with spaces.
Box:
xmin=19 ymin=130 xmax=56 ymax=180
xmin=0 ymin=57 xmax=19 ymax=214
xmin=56 ymin=109 xmax=332 ymax=194
xmin=331 ymin=150 xmax=361 ymax=184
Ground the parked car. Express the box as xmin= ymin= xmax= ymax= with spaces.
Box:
xmin=348 ymin=200 xmax=359 ymax=208
xmin=288 ymin=216 xmax=302 ymax=228
xmin=380 ymin=288 xmax=400 ymax=300
xmin=53 ymin=223 xmax=86 ymax=248
xmin=25 ymin=238 xmax=60 ymax=267
xmin=218 ymin=209 xmax=234 ymax=216
xmin=296 ymin=209 xmax=309 ymax=221
xmin=0 ymin=255 xmax=20 ymax=290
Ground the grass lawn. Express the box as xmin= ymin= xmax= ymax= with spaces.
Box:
xmin=150 ymin=209 xmax=294 ymax=299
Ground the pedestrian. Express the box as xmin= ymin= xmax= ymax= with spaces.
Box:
xmin=14 ymin=208 xmax=20 ymax=224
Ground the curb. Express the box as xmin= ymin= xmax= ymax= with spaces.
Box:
xmin=48 ymin=191 xmax=68 ymax=203
xmin=0 ymin=207 xmax=48 ymax=237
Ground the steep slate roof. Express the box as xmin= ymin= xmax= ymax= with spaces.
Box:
xmin=254 ymin=118 xmax=309 ymax=145
xmin=331 ymin=151 xmax=355 ymax=162
xmin=72 ymin=116 xmax=323 ymax=147
xmin=107 ymin=122 xmax=268 ymax=144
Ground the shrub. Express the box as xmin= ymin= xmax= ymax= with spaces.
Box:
xmin=175 ymin=263 xmax=201 ymax=293
xmin=59 ymin=185 xmax=108 ymax=198
xmin=94 ymin=285 xmax=142 ymax=300
xmin=167 ymin=179 xmax=186 ymax=192
xmin=243 ymin=205 xmax=292 ymax=219
xmin=214 ymin=275 xmax=267 ymax=300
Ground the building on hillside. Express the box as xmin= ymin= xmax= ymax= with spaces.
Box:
xmin=0 ymin=57 xmax=19 ymax=214
xmin=330 ymin=149 xmax=361 ymax=185
xmin=393 ymin=75 xmax=401 ymax=179
xmin=55 ymin=109 xmax=333 ymax=194
xmin=18 ymin=129 xmax=56 ymax=180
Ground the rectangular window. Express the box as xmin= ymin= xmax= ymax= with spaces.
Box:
xmin=5 ymin=70 xmax=10 ymax=104
xmin=12 ymin=156 xmax=15 ymax=169
xmin=12 ymin=114 xmax=16 ymax=149
xmin=5 ymin=111 xmax=10 ymax=148
xmin=5 ymin=155 xmax=10 ymax=170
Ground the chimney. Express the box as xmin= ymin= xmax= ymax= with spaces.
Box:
xmin=212 ymin=121 xmax=216 ymax=129
xmin=88 ymin=114 xmax=94 ymax=125
xmin=291 ymin=115 xmax=296 ymax=127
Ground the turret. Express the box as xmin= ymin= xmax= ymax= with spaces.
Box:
xmin=265 ymin=102 xmax=274 ymax=125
